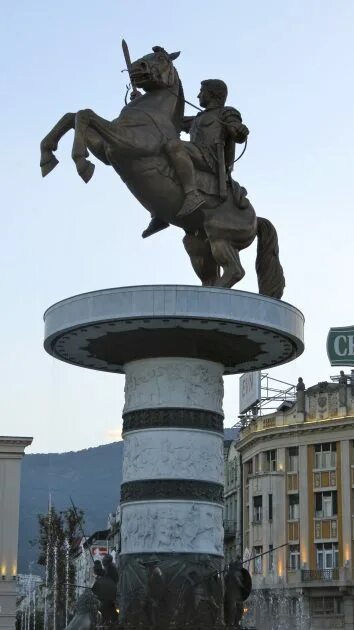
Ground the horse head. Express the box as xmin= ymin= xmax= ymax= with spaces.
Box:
xmin=131 ymin=46 xmax=180 ymax=91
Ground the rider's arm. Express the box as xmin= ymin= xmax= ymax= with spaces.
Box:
xmin=181 ymin=116 xmax=195 ymax=133
xmin=222 ymin=108 xmax=249 ymax=144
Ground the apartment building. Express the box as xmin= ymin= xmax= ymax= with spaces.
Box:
xmin=237 ymin=375 xmax=354 ymax=629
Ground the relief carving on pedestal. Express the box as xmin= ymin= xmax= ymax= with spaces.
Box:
xmin=123 ymin=432 xmax=224 ymax=483
xmin=124 ymin=359 xmax=224 ymax=414
xmin=121 ymin=503 xmax=223 ymax=556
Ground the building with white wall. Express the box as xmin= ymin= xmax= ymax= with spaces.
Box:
xmin=0 ymin=436 xmax=32 ymax=630
xmin=224 ymin=439 xmax=242 ymax=564
xmin=237 ymin=375 xmax=354 ymax=629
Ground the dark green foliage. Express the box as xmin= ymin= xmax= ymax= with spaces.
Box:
xmin=19 ymin=442 xmax=124 ymax=572
xmin=37 ymin=505 xmax=84 ymax=626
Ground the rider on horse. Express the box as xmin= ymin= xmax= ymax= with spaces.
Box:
xmin=142 ymin=78 xmax=249 ymax=238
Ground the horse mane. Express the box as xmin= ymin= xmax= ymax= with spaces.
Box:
xmin=172 ymin=70 xmax=185 ymax=135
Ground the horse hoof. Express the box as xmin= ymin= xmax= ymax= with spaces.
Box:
xmin=77 ymin=159 xmax=95 ymax=183
xmin=41 ymin=156 xmax=59 ymax=178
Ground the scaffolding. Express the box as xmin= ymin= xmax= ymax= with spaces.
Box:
xmin=235 ymin=372 xmax=296 ymax=427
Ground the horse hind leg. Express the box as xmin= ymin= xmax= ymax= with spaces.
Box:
xmin=183 ymin=233 xmax=219 ymax=286
xmin=40 ymin=113 xmax=76 ymax=177
xmin=210 ymin=239 xmax=245 ymax=289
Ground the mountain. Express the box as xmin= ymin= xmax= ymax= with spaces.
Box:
xmin=19 ymin=441 xmax=124 ymax=573
xmin=19 ymin=430 xmax=238 ymax=572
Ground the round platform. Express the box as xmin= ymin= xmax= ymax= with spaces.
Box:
xmin=43 ymin=285 xmax=304 ymax=374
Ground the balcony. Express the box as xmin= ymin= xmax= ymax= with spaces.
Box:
xmin=313 ymin=470 xmax=337 ymax=489
xmin=287 ymin=472 xmax=299 ymax=492
xmin=301 ymin=568 xmax=339 ymax=581
xmin=314 ymin=517 xmax=337 ymax=540
xmin=223 ymin=520 xmax=237 ymax=540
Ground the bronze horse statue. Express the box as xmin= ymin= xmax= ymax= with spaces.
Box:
xmin=40 ymin=45 xmax=284 ymax=297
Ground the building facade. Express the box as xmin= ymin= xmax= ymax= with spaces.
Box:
xmin=224 ymin=440 xmax=242 ymax=564
xmin=73 ymin=507 xmax=121 ymax=597
xmin=73 ymin=529 xmax=110 ymax=596
xmin=0 ymin=436 xmax=32 ymax=630
xmin=237 ymin=376 xmax=354 ymax=630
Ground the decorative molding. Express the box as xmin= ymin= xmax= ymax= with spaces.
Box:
xmin=121 ymin=479 xmax=224 ymax=504
xmin=123 ymin=408 xmax=223 ymax=434
xmin=238 ymin=418 xmax=354 ymax=452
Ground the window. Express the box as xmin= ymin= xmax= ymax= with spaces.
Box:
xmin=253 ymin=495 xmax=262 ymax=522
xmin=288 ymin=446 xmax=299 ymax=472
xmin=315 ymin=491 xmax=337 ymax=518
xmin=311 ymin=597 xmax=342 ymax=616
xmin=255 ymin=453 xmax=261 ymax=473
xmin=316 ymin=543 xmax=338 ymax=569
xmin=288 ymin=494 xmax=299 ymax=520
xmin=268 ymin=544 xmax=274 ymax=572
xmin=268 ymin=494 xmax=273 ymax=521
xmin=289 ymin=598 xmax=299 ymax=616
xmin=288 ymin=545 xmax=300 ymax=570
xmin=245 ymin=460 xmax=253 ymax=478
xmin=253 ymin=546 xmax=263 ymax=574
xmin=264 ymin=449 xmax=277 ymax=472
xmin=315 ymin=443 xmax=336 ymax=469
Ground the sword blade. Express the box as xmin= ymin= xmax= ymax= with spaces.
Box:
xmin=122 ymin=39 xmax=132 ymax=75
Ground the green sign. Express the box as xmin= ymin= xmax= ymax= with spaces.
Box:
xmin=327 ymin=326 xmax=354 ymax=366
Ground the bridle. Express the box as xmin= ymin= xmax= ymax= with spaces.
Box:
xmin=122 ymin=60 xmax=248 ymax=165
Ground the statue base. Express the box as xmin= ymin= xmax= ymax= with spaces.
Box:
xmin=44 ymin=285 xmax=303 ymax=628
xmin=44 ymin=285 xmax=304 ymax=374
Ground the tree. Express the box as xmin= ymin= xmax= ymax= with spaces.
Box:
xmin=37 ymin=505 xmax=84 ymax=628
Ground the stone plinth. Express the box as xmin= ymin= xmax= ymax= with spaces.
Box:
xmin=44 ymin=285 xmax=304 ymax=627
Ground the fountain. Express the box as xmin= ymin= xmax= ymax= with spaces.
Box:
xmin=40 ymin=39 xmax=304 ymax=629
xmin=43 ymin=287 xmax=304 ymax=628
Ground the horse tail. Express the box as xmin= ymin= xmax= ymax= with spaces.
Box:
xmin=255 ymin=217 xmax=285 ymax=299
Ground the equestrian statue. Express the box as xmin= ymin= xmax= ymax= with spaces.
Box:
xmin=40 ymin=42 xmax=285 ymax=297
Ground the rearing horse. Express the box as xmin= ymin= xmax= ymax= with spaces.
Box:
xmin=40 ymin=45 xmax=285 ymax=297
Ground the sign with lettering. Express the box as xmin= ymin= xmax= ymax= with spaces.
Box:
xmin=239 ymin=371 xmax=261 ymax=413
xmin=327 ymin=326 xmax=354 ymax=366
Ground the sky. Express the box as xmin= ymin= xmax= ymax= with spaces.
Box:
xmin=1 ymin=1 xmax=354 ymax=453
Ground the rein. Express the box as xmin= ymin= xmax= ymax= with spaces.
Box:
xmin=169 ymin=87 xmax=248 ymax=165
xmin=124 ymin=82 xmax=247 ymax=164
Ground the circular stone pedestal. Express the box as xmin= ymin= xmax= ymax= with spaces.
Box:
xmin=44 ymin=285 xmax=304 ymax=628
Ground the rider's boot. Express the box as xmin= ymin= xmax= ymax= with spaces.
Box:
xmin=142 ymin=216 xmax=170 ymax=239
xmin=164 ymin=139 xmax=206 ymax=219
xmin=175 ymin=189 xmax=205 ymax=218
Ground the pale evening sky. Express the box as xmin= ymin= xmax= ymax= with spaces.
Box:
xmin=1 ymin=1 xmax=353 ymax=453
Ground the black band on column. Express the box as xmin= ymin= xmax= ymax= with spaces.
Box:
xmin=120 ymin=479 xmax=224 ymax=504
xmin=122 ymin=407 xmax=224 ymax=434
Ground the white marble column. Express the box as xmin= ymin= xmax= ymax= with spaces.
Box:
xmin=120 ymin=357 xmax=225 ymax=558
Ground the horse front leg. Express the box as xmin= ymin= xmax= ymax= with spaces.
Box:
xmin=40 ymin=113 xmax=75 ymax=177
